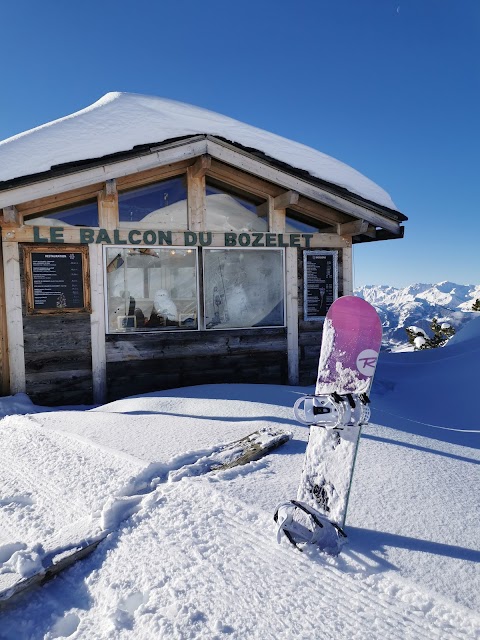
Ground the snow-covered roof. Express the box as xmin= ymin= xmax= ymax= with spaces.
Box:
xmin=0 ymin=92 xmax=398 ymax=211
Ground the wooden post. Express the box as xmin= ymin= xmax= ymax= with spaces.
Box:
xmin=0 ymin=243 xmax=9 ymax=394
xmin=188 ymin=156 xmax=209 ymax=231
xmin=265 ymin=196 xmax=283 ymax=233
xmin=286 ymin=247 xmax=299 ymax=385
xmin=2 ymin=242 xmax=25 ymax=393
xmin=89 ymin=244 xmax=107 ymax=404
xmin=97 ymin=179 xmax=118 ymax=229
xmin=342 ymin=245 xmax=353 ymax=295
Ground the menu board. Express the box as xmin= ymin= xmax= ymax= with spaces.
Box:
xmin=303 ymin=250 xmax=338 ymax=320
xmin=24 ymin=245 xmax=91 ymax=314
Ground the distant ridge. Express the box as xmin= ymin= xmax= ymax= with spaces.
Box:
xmin=355 ymin=282 xmax=480 ymax=351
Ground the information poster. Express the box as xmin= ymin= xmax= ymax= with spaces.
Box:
xmin=24 ymin=245 xmax=91 ymax=314
xmin=303 ymin=250 xmax=338 ymax=320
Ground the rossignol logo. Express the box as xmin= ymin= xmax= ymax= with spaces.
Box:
xmin=356 ymin=349 xmax=379 ymax=376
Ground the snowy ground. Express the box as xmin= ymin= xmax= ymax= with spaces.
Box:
xmin=0 ymin=324 xmax=479 ymax=639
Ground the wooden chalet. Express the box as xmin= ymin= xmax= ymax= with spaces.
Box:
xmin=0 ymin=94 xmax=407 ymax=405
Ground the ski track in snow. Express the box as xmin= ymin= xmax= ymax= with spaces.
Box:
xmin=1 ymin=477 xmax=478 ymax=640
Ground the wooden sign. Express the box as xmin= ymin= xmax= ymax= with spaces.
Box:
xmin=303 ymin=250 xmax=338 ymax=320
xmin=23 ymin=245 xmax=91 ymax=314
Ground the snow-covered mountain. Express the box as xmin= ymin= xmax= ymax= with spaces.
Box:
xmin=355 ymin=281 xmax=480 ymax=350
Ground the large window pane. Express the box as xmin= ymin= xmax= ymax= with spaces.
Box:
xmin=119 ymin=177 xmax=188 ymax=229
xmin=24 ymin=200 xmax=99 ymax=227
xmin=205 ymin=182 xmax=267 ymax=232
xmin=203 ymin=249 xmax=284 ymax=329
xmin=105 ymin=247 xmax=198 ymax=332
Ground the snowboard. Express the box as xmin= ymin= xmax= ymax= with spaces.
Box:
xmin=0 ymin=427 xmax=291 ymax=607
xmin=295 ymin=295 xmax=382 ymax=528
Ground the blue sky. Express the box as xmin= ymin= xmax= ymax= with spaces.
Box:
xmin=1 ymin=0 xmax=478 ymax=288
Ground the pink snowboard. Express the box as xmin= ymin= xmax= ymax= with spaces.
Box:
xmin=297 ymin=296 xmax=382 ymax=527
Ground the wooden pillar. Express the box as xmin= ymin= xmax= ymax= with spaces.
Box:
xmin=2 ymin=242 xmax=25 ymax=393
xmin=98 ymin=179 xmax=118 ymax=229
xmin=0 ymin=243 xmax=9 ymax=394
xmin=268 ymin=196 xmax=284 ymax=233
xmin=342 ymin=245 xmax=353 ymax=295
xmin=286 ymin=247 xmax=299 ymax=385
xmin=188 ymin=156 xmax=210 ymax=231
xmin=89 ymin=244 xmax=107 ymax=404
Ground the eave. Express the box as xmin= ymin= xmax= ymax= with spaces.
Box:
xmin=0 ymin=134 xmax=407 ymax=239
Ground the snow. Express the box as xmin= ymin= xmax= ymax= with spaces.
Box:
xmin=413 ymin=336 xmax=426 ymax=348
xmin=0 ymin=323 xmax=480 ymax=637
xmin=356 ymin=281 xmax=480 ymax=350
xmin=0 ymin=92 xmax=397 ymax=210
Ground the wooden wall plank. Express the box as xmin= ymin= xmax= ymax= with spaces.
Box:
xmin=106 ymin=351 xmax=287 ymax=402
xmin=105 ymin=328 xmax=287 ymax=362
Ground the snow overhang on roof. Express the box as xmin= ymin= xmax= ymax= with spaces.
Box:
xmin=0 ymin=92 xmax=406 ymax=222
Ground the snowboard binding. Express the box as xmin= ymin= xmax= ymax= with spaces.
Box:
xmin=274 ymin=499 xmax=347 ymax=556
xmin=293 ymin=393 xmax=370 ymax=429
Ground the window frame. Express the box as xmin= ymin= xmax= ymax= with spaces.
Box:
xmin=103 ymin=244 xmax=200 ymax=334
xmin=103 ymin=244 xmax=287 ymax=334
xmin=202 ymin=246 xmax=286 ymax=331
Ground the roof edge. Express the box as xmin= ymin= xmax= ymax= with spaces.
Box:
xmin=0 ymin=133 xmax=407 ymax=223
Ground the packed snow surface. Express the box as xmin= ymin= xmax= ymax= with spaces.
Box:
xmin=0 ymin=317 xmax=479 ymax=638
xmin=0 ymin=92 xmax=397 ymax=210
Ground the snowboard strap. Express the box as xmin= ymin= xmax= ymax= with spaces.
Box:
xmin=274 ymin=500 xmax=347 ymax=555
xmin=293 ymin=393 xmax=370 ymax=429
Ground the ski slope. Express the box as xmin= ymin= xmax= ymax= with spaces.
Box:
xmin=0 ymin=321 xmax=479 ymax=639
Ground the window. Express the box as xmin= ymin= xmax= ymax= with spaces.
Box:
xmin=105 ymin=247 xmax=198 ymax=332
xmin=118 ymin=177 xmax=188 ymax=229
xmin=203 ymin=249 xmax=284 ymax=329
xmin=286 ymin=209 xmax=325 ymax=233
xmin=205 ymin=181 xmax=267 ymax=232
xmin=24 ymin=200 xmax=99 ymax=227
xmin=104 ymin=245 xmax=286 ymax=333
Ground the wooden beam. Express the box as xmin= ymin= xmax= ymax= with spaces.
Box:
xmin=291 ymin=196 xmax=350 ymax=227
xmin=189 ymin=154 xmax=211 ymax=179
xmin=274 ymin=190 xmax=299 ymax=210
xmin=208 ymin=158 xmax=282 ymax=199
xmin=205 ymin=138 xmax=403 ymax=235
xmin=1 ymin=226 xmax=351 ymax=248
xmin=16 ymin=183 xmax=104 ymax=218
xmin=338 ymin=220 xmax=369 ymax=237
xmin=116 ymin=159 xmax=191 ymax=191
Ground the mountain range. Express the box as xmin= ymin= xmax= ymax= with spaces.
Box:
xmin=354 ymin=281 xmax=480 ymax=351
